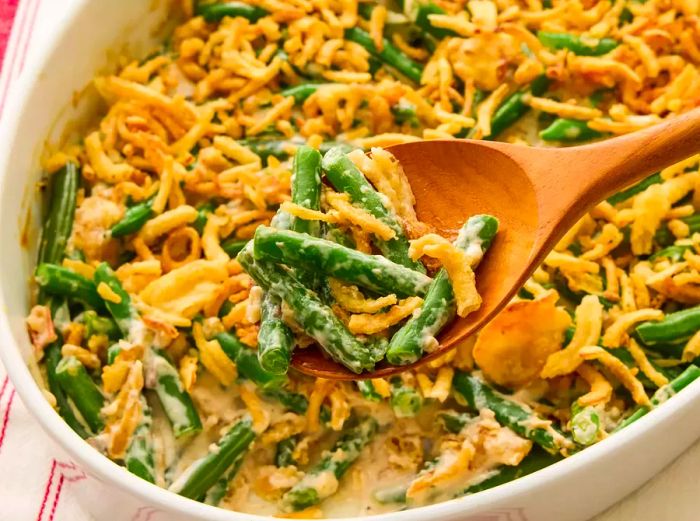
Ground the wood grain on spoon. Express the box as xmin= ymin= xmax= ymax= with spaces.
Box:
xmin=293 ymin=107 xmax=700 ymax=380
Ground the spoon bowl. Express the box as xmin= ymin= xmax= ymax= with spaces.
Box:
xmin=293 ymin=108 xmax=700 ymax=379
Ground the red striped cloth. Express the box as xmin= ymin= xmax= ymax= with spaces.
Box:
xmin=0 ymin=0 xmax=18 ymax=71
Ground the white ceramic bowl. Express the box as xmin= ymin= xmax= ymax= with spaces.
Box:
xmin=1 ymin=2 xmax=699 ymax=520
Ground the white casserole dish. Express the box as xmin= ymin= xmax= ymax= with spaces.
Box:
xmin=0 ymin=1 xmax=699 ymax=520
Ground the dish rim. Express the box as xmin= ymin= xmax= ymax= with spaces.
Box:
xmin=0 ymin=1 xmax=698 ymax=520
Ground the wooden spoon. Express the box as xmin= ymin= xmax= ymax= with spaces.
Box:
xmin=293 ymin=108 xmax=700 ymax=380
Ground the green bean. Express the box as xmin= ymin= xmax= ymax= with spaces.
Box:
xmin=386 ymin=215 xmax=498 ymax=365
xmin=221 ymin=238 xmax=249 ymax=257
xmin=253 ymin=227 xmax=433 ymax=297
xmin=238 ymin=244 xmax=375 ymax=373
xmin=111 ymin=199 xmax=153 ymax=238
xmin=484 ymin=75 xmax=549 ymax=140
xmin=415 ymin=2 xmax=456 ymax=39
xmin=655 ymin=213 xmax=700 ymax=247
xmin=607 ymin=173 xmax=661 ymax=206
xmin=439 ymin=410 xmax=471 ymax=433
xmin=125 ymin=400 xmax=156 ymax=483
xmin=195 ymin=1 xmax=268 ymax=22
xmin=149 ymin=348 xmax=202 ymax=438
xmin=322 ymin=146 xmax=425 ymax=272
xmin=649 ymin=244 xmax=693 ymax=262
xmin=37 ymin=163 xmax=79 ymax=266
xmin=391 ymin=102 xmax=420 ymax=127
xmin=82 ymin=310 xmax=120 ymax=340
xmin=257 ymin=294 xmax=295 ymax=375
xmin=276 ymin=436 xmax=299 ymax=467
xmin=283 ymin=417 xmax=378 ymax=510
xmin=35 ymin=264 xmax=105 ymax=311
xmin=193 ymin=201 xmax=216 ymax=235
xmin=204 ymin=456 xmax=245 ymax=506
xmin=537 ymin=31 xmax=619 ymax=56
xmin=94 ymin=262 xmax=137 ymax=336
xmin=216 ymin=332 xmax=287 ymax=389
xmin=170 ymin=417 xmax=255 ymax=499
xmin=453 ymin=371 xmax=568 ymax=454
xmin=281 ymin=84 xmax=320 ymax=105
xmin=390 ymin=377 xmax=423 ymax=417
xmin=44 ymin=341 xmax=89 ymax=438
xmin=35 ymin=164 xmax=88 ymax=437
xmin=240 ymin=137 xmax=351 ymax=164
xmin=344 ymin=27 xmax=423 ymax=83
xmin=636 ymin=305 xmax=700 ymax=346
xmin=615 ymin=365 xmax=700 ymax=431
xmin=570 ymin=404 xmax=600 ymax=445
xmin=55 ymin=356 xmax=105 ymax=434
xmin=540 ymin=118 xmax=603 ymax=142
xmin=373 ymin=484 xmax=408 ymax=505
xmin=290 ymin=145 xmax=323 ymax=237
xmin=356 ymin=380 xmax=383 ymax=402
xmin=458 ymin=447 xmax=562 ymax=496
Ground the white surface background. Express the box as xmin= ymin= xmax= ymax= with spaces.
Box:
xmin=0 ymin=0 xmax=698 ymax=519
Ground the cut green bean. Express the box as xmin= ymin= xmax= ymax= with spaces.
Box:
xmin=607 ymin=173 xmax=661 ymax=206
xmin=281 ymin=84 xmax=320 ymax=105
xmin=357 ymin=380 xmax=383 ymax=402
xmin=196 ymin=1 xmax=268 ymax=22
xmin=570 ymin=404 xmax=600 ymax=445
xmin=216 ymin=332 xmax=287 ymax=389
xmin=290 ymin=145 xmax=323 ymax=237
xmin=283 ymin=417 xmax=378 ymax=510
xmin=649 ymin=244 xmax=693 ymax=262
xmin=257 ymin=294 xmax=295 ymax=375
xmin=170 ymin=417 xmax=255 ymax=499
xmin=276 ymin=436 xmax=299 ymax=467
xmin=655 ymin=213 xmax=700 ymax=247
xmin=38 ymin=163 xmax=79 ymax=266
xmin=125 ymin=399 xmax=156 ymax=483
xmin=615 ymin=365 xmax=700 ymax=431
xmin=458 ymin=447 xmax=561 ymax=496
xmin=636 ymin=305 xmax=700 ymax=346
xmin=111 ymin=199 xmax=153 ymax=238
xmin=239 ymin=244 xmax=375 ymax=373
xmin=344 ymin=27 xmax=423 ymax=83
xmin=35 ymin=264 xmax=105 ymax=311
xmin=55 ymin=356 xmax=105 ymax=434
xmin=390 ymin=377 xmax=423 ymax=417
xmin=540 ymin=118 xmax=603 ymax=142
xmin=148 ymin=349 xmax=202 ymax=438
xmin=82 ymin=310 xmax=120 ymax=340
xmin=204 ymin=456 xmax=245 ymax=506
xmin=386 ymin=215 xmax=498 ymax=365
xmin=415 ymin=2 xmax=456 ymax=39
xmin=94 ymin=262 xmax=137 ymax=336
xmin=537 ymin=31 xmax=618 ymax=56
xmin=322 ymin=146 xmax=425 ymax=272
xmin=253 ymin=227 xmax=433 ymax=297
xmin=484 ymin=75 xmax=549 ymax=140
xmin=193 ymin=201 xmax=216 ymax=235
xmin=221 ymin=238 xmax=249 ymax=257
xmin=453 ymin=371 xmax=568 ymax=454
xmin=439 ymin=410 xmax=471 ymax=433
xmin=44 ymin=341 xmax=89 ymax=438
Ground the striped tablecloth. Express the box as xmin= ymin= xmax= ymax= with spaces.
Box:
xmin=0 ymin=1 xmax=699 ymax=520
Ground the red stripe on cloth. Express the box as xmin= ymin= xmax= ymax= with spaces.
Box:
xmin=0 ymin=0 xmax=19 ymax=72
xmin=0 ymin=376 xmax=9 ymax=402
xmin=17 ymin=0 xmax=40 ymax=73
xmin=0 ymin=0 xmax=39 ymax=116
xmin=0 ymin=389 xmax=16 ymax=451
xmin=48 ymin=474 xmax=65 ymax=521
xmin=36 ymin=460 xmax=58 ymax=521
